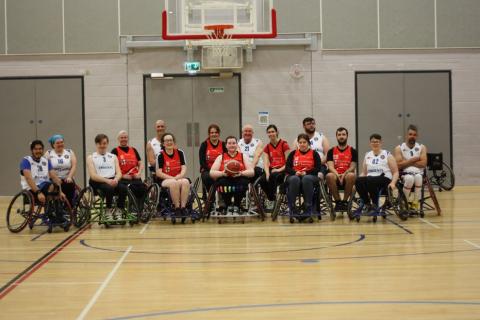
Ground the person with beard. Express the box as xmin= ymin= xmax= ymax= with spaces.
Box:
xmin=394 ymin=125 xmax=427 ymax=210
xmin=293 ymin=117 xmax=330 ymax=179
xmin=326 ymin=127 xmax=357 ymax=210
xmin=238 ymin=124 xmax=264 ymax=181
xmin=146 ymin=119 xmax=166 ymax=174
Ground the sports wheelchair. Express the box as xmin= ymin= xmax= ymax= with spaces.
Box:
xmin=427 ymin=153 xmax=455 ymax=192
xmin=74 ymin=183 xmax=143 ymax=228
xmin=271 ymin=177 xmax=332 ymax=223
xmin=399 ymin=169 xmax=441 ymax=218
xmin=203 ymin=176 xmax=265 ymax=224
xmin=7 ymin=186 xmax=73 ymax=233
xmin=348 ymin=184 xmax=409 ymax=223
xmin=140 ymin=177 xmax=203 ymax=225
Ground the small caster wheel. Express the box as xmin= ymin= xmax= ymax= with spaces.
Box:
xmin=171 ymin=217 xmax=176 ymax=225
xmin=218 ymin=219 xmax=222 ymax=224
xmin=308 ymin=217 xmax=314 ymax=223
xmin=355 ymin=216 xmax=360 ymax=223
xmin=241 ymin=219 xmax=245 ymax=224
xmin=119 ymin=221 xmax=126 ymax=226
xmin=373 ymin=216 xmax=377 ymax=223
xmin=191 ymin=218 xmax=196 ymax=224
xmin=420 ymin=212 xmax=425 ymax=218
xmin=104 ymin=223 xmax=110 ymax=228
xmin=289 ymin=217 xmax=294 ymax=224
xmin=400 ymin=213 xmax=408 ymax=221
xmin=129 ymin=220 xmax=135 ymax=226
xmin=181 ymin=218 xmax=186 ymax=224
xmin=47 ymin=224 xmax=53 ymax=233
xmin=382 ymin=214 xmax=387 ymax=220
xmin=330 ymin=213 xmax=336 ymax=221
xmin=63 ymin=223 xmax=70 ymax=232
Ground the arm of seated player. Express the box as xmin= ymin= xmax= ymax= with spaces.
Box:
xmin=198 ymin=142 xmax=208 ymax=172
xmin=345 ymin=162 xmax=357 ymax=175
xmin=285 ymin=151 xmax=296 ymax=176
xmin=134 ymin=160 xmax=143 ymax=179
xmin=322 ymin=137 xmax=330 ymax=165
xmin=65 ymin=150 xmax=77 ymax=183
xmin=327 ymin=160 xmax=339 ymax=177
xmin=240 ymin=154 xmax=254 ymax=178
xmin=413 ymin=145 xmax=428 ymax=169
xmin=175 ymin=165 xmax=188 ymax=180
xmin=209 ymin=156 xmax=225 ymax=180
xmin=388 ymin=154 xmax=399 ymax=189
xmin=22 ymin=169 xmax=46 ymax=202
xmin=305 ymin=152 xmax=321 ymax=176
xmin=251 ymin=141 xmax=264 ymax=167
xmin=394 ymin=145 xmax=418 ymax=169
xmin=360 ymin=159 xmax=367 ymax=177
xmin=262 ymin=153 xmax=270 ymax=177
xmin=87 ymin=155 xmax=112 ymax=185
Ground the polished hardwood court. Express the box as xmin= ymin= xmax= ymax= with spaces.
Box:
xmin=0 ymin=187 xmax=479 ymax=319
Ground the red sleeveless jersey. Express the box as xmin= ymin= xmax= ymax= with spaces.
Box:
xmin=293 ymin=149 xmax=315 ymax=172
xmin=206 ymin=139 xmax=223 ymax=169
xmin=264 ymin=139 xmax=289 ymax=169
xmin=220 ymin=152 xmax=245 ymax=171
xmin=332 ymin=146 xmax=352 ymax=174
xmin=116 ymin=147 xmax=139 ymax=175
xmin=162 ymin=149 xmax=182 ymax=177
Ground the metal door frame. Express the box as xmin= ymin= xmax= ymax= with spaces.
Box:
xmin=354 ymin=70 xmax=453 ymax=168
xmin=0 ymin=75 xmax=86 ymax=186
xmin=142 ymin=72 xmax=243 ymax=174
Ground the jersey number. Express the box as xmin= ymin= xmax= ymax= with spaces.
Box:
xmin=372 ymin=159 xmax=379 ymax=165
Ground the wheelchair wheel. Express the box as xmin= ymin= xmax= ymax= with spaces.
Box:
xmin=74 ymin=187 xmax=94 ymax=228
xmin=347 ymin=191 xmax=361 ymax=221
xmin=126 ymin=188 xmax=140 ymax=223
xmin=271 ymin=193 xmax=287 ymax=221
xmin=55 ymin=196 xmax=74 ymax=232
xmin=388 ymin=187 xmax=409 ymax=221
xmin=186 ymin=186 xmax=203 ymax=222
xmin=140 ymin=184 xmax=159 ymax=223
xmin=429 ymin=161 xmax=455 ymax=191
xmin=318 ymin=181 xmax=334 ymax=221
xmin=6 ymin=190 xmax=34 ymax=233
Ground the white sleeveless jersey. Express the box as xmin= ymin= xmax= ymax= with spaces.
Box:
xmin=20 ymin=156 xmax=50 ymax=190
xmin=310 ymin=132 xmax=325 ymax=160
xmin=364 ymin=150 xmax=392 ymax=179
xmin=92 ymin=152 xmax=116 ymax=178
xmin=149 ymin=137 xmax=162 ymax=158
xmin=238 ymin=138 xmax=263 ymax=168
xmin=400 ymin=142 xmax=424 ymax=175
xmin=46 ymin=149 xmax=73 ymax=179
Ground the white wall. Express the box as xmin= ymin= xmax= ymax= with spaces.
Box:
xmin=0 ymin=48 xmax=479 ymax=184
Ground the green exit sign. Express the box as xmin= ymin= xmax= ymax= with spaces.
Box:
xmin=185 ymin=61 xmax=200 ymax=72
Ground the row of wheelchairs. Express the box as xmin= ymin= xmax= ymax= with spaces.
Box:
xmin=6 ymin=170 xmax=441 ymax=232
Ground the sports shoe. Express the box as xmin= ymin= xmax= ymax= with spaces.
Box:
xmin=105 ymin=208 xmax=115 ymax=220
xmin=411 ymin=200 xmax=419 ymax=211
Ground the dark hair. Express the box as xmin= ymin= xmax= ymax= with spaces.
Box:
xmin=30 ymin=140 xmax=44 ymax=150
xmin=94 ymin=133 xmax=109 ymax=144
xmin=297 ymin=133 xmax=310 ymax=144
xmin=302 ymin=117 xmax=315 ymax=126
xmin=225 ymin=135 xmax=237 ymax=143
xmin=161 ymin=132 xmax=175 ymax=144
xmin=369 ymin=133 xmax=382 ymax=141
xmin=266 ymin=124 xmax=278 ymax=133
xmin=208 ymin=124 xmax=220 ymax=134
xmin=407 ymin=124 xmax=418 ymax=132
xmin=336 ymin=127 xmax=349 ymax=136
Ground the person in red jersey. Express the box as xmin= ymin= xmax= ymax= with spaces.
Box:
xmin=326 ymin=127 xmax=357 ymax=211
xmin=199 ymin=124 xmax=227 ymax=196
xmin=156 ymin=133 xmax=190 ymax=217
xmin=210 ymin=136 xmax=254 ymax=214
xmin=111 ymin=130 xmax=146 ymax=207
xmin=285 ymin=133 xmax=321 ymax=215
xmin=261 ymin=124 xmax=290 ymax=201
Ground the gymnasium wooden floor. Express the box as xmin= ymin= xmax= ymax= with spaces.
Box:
xmin=0 ymin=187 xmax=479 ymax=319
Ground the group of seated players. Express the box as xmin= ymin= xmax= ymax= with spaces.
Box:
xmin=19 ymin=116 xmax=427 ymax=220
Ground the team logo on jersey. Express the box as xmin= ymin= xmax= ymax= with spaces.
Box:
xmin=42 ymin=161 xmax=47 ymax=166
xmin=380 ymin=155 xmax=385 ymax=159
xmin=250 ymin=143 xmax=254 ymax=147
xmin=65 ymin=155 xmax=70 ymax=159
xmin=415 ymin=147 xmax=419 ymax=151
xmin=314 ymin=137 xmax=318 ymax=141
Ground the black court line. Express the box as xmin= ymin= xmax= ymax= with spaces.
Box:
xmin=385 ymin=217 xmax=414 ymax=234
xmin=31 ymin=231 xmax=48 ymax=241
xmin=79 ymin=234 xmax=365 ymax=256
xmin=0 ymin=225 xmax=89 ymax=299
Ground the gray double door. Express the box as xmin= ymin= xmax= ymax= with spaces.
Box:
xmin=0 ymin=77 xmax=85 ymax=196
xmin=145 ymin=75 xmax=241 ymax=182
xmin=356 ymin=71 xmax=451 ymax=167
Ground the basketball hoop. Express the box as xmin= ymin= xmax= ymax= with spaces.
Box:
xmin=204 ymin=24 xmax=235 ymax=57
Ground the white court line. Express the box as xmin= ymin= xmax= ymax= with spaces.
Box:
xmin=464 ymin=240 xmax=480 ymax=249
xmin=139 ymin=222 xmax=150 ymax=235
xmin=419 ymin=218 xmax=441 ymax=229
xmin=76 ymin=246 xmax=132 ymax=320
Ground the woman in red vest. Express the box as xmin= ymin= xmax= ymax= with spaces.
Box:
xmin=261 ymin=124 xmax=290 ymax=201
xmin=199 ymin=124 xmax=227 ymax=196
xmin=111 ymin=130 xmax=146 ymax=207
xmin=156 ymin=133 xmax=190 ymax=217
xmin=285 ymin=133 xmax=322 ymax=215
xmin=210 ymin=136 xmax=254 ymax=214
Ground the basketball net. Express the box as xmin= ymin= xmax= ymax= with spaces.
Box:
xmin=204 ymin=24 xmax=237 ymax=57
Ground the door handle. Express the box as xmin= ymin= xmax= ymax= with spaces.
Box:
xmin=194 ymin=122 xmax=200 ymax=147
xmin=29 ymin=120 xmax=34 ymax=124
xmin=38 ymin=120 xmax=43 ymax=124
xmin=397 ymin=113 xmax=403 ymax=118
xmin=187 ymin=122 xmax=192 ymax=147
xmin=406 ymin=113 xmax=411 ymax=118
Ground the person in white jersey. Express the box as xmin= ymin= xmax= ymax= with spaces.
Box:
xmin=394 ymin=125 xmax=427 ymax=209
xmin=293 ymin=117 xmax=330 ymax=178
xmin=45 ymin=134 xmax=77 ymax=206
xmin=87 ymin=134 xmax=125 ymax=218
xmin=146 ymin=119 xmax=166 ymax=175
xmin=20 ymin=140 xmax=66 ymax=221
xmin=356 ymin=133 xmax=399 ymax=212
xmin=238 ymin=124 xmax=264 ymax=180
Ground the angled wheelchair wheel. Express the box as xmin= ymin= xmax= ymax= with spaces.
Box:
xmin=126 ymin=188 xmax=140 ymax=224
xmin=140 ymin=184 xmax=159 ymax=223
xmin=186 ymin=186 xmax=203 ymax=222
xmin=318 ymin=181 xmax=335 ymax=221
xmin=55 ymin=196 xmax=74 ymax=232
xmin=7 ymin=190 xmax=34 ymax=233
xmin=74 ymin=187 xmax=94 ymax=228
xmin=388 ymin=187 xmax=409 ymax=221
xmin=430 ymin=161 xmax=455 ymax=191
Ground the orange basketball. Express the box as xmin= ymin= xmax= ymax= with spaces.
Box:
xmin=225 ymin=160 xmax=242 ymax=176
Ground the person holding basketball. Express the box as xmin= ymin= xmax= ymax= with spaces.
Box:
xmin=261 ymin=124 xmax=290 ymax=201
xmin=45 ymin=134 xmax=77 ymax=207
xmin=156 ymin=133 xmax=190 ymax=217
xmin=285 ymin=133 xmax=322 ymax=215
xmin=199 ymin=124 xmax=227 ymax=196
xmin=210 ymin=136 xmax=254 ymax=214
